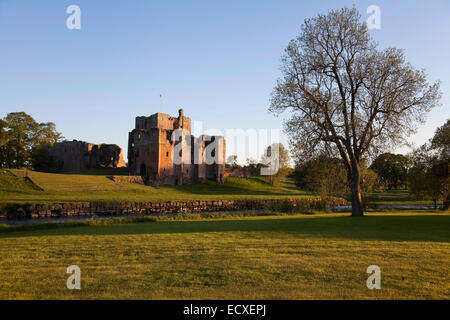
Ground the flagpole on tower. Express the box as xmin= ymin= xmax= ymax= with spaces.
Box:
xmin=160 ymin=93 xmax=163 ymax=112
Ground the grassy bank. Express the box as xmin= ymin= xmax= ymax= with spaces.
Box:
xmin=0 ymin=169 xmax=431 ymax=207
xmin=0 ymin=212 xmax=449 ymax=299
xmin=0 ymin=169 xmax=314 ymax=204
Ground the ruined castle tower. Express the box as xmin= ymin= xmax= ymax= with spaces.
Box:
xmin=128 ymin=109 xmax=225 ymax=186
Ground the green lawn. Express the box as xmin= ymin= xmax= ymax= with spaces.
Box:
xmin=0 ymin=169 xmax=313 ymax=204
xmin=0 ymin=213 xmax=449 ymax=299
xmin=363 ymin=189 xmax=433 ymax=205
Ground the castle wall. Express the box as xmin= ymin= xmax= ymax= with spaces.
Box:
xmin=128 ymin=109 xmax=225 ymax=186
xmin=48 ymin=140 xmax=126 ymax=172
xmin=129 ymin=129 xmax=159 ymax=184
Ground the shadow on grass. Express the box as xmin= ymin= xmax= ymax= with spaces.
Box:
xmin=1 ymin=215 xmax=449 ymax=243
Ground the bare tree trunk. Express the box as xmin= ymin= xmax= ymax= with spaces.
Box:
xmin=444 ymin=200 xmax=449 ymax=210
xmin=444 ymin=193 xmax=450 ymax=210
xmin=351 ymin=162 xmax=364 ymax=216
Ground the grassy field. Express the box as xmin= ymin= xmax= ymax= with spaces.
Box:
xmin=363 ymin=190 xmax=432 ymax=206
xmin=0 ymin=169 xmax=313 ymax=204
xmin=0 ymin=212 xmax=449 ymax=299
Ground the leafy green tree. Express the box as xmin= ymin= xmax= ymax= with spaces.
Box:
xmin=408 ymin=145 xmax=447 ymax=209
xmin=370 ymin=153 xmax=408 ymax=190
xmin=431 ymin=119 xmax=449 ymax=160
xmin=0 ymin=119 xmax=8 ymax=147
xmin=30 ymin=146 xmax=56 ymax=172
xmin=3 ymin=112 xmax=39 ymax=168
xmin=0 ymin=112 xmax=62 ymax=169
xmin=294 ymin=156 xmax=348 ymax=198
xmin=360 ymin=165 xmax=378 ymax=194
xmin=294 ymin=156 xmax=377 ymax=199
xmin=226 ymin=155 xmax=239 ymax=169
xmin=359 ymin=159 xmax=378 ymax=194
xmin=261 ymin=143 xmax=291 ymax=186
xmin=430 ymin=119 xmax=449 ymax=209
xmin=430 ymin=119 xmax=450 ymax=209
xmin=408 ymin=120 xmax=449 ymax=209
xmin=0 ymin=119 xmax=12 ymax=167
xmin=30 ymin=122 xmax=62 ymax=171
xmin=269 ymin=8 xmax=441 ymax=216
xmin=244 ymin=158 xmax=258 ymax=176
xmin=35 ymin=122 xmax=61 ymax=147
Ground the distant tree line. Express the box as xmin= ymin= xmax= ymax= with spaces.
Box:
xmin=291 ymin=120 xmax=449 ymax=209
xmin=0 ymin=112 xmax=62 ymax=170
xmin=292 ymin=156 xmax=377 ymax=199
xmin=226 ymin=143 xmax=292 ymax=186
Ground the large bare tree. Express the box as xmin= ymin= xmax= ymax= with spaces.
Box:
xmin=270 ymin=8 xmax=441 ymax=216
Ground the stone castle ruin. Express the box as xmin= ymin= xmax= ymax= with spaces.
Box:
xmin=48 ymin=140 xmax=126 ymax=171
xmin=128 ymin=109 xmax=225 ymax=186
xmin=45 ymin=109 xmax=225 ymax=186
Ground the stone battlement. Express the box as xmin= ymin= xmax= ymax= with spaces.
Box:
xmin=135 ymin=110 xmax=191 ymax=132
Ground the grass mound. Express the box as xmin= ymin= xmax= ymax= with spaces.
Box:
xmin=9 ymin=169 xmax=132 ymax=192
xmin=0 ymin=170 xmax=42 ymax=193
xmin=0 ymin=170 xmax=313 ymax=204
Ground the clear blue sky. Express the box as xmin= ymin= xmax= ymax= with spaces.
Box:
xmin=0 ymin=0 xmax=449 ymax=162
